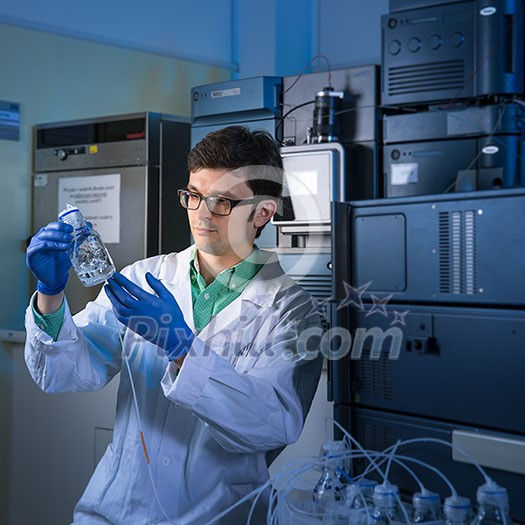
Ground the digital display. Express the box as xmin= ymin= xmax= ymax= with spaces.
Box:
xmin=273 ymin=150 xmax=332 ymax=225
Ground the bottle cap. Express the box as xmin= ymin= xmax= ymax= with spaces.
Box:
xmin=321 ymin=440 xmax=347 ymax=457
xmin=444 ymin=495 xmax=472 ymax=521
xmin=357 ymin=478 xmax=378 ymax=489
xmin=413 ymin=490 xmax=441 ymax=512
xmin=373 ymin=483 xmax=400 ymax=507
xmin=58 ymin=204 xmax=86 ymax=230
xmin=345 ymin=478 xmax=378 ymax=507
xmin=476 ymin=482 xmax=509 ymax=509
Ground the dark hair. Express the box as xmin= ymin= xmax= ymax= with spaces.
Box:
xmin=187 ymin=126 xmax=283 ymax=237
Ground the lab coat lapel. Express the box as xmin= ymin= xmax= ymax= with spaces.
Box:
xmin=196 ymin=294 xmax=244 ymax=341
xmin=196 ymin=251 xmax=284 ymax=342
xmin=159 ymin=246 xmax=196 ymax=333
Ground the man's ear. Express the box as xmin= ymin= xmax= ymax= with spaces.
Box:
xmin=253 ymin=200 xmax=277 ymax=228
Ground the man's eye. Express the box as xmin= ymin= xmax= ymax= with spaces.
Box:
xmin=216 ymin=198 xmax=230 ymax=206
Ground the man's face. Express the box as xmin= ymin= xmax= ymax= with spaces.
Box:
xmin=185 ymin=168 xmax=266 ymax=259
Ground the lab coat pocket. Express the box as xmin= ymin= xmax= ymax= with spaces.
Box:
xmin=75 ymin=442 xmax=117 ymax=512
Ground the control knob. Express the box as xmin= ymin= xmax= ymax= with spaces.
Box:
xmin=56 ymin=149 xmax=68 ymax=161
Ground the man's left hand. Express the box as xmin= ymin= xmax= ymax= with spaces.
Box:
xmin=105 ymin=272 xmax=194 ymax=361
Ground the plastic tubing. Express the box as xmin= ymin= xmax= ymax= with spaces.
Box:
xmin=265 ymin=461 xmax=323 ymax=524
xmin=266 ymin=449 xmax=396 ymax=525
xmin=385 ymin=439 xmax=402 ymax=481
xmin=205 ymin=456 xmax=322 ymax=525
xmin=365 ymin=450 xmax=458 ymax=495
xmin=333 ymin=451 xmax=410 ymax=525
xmin=108 ymin=301 xmax=176 ymax=525
xmin=381 ymin=437 xmax=491 ymax=483
xmin=260 ymin=457 xmax=320 ymax=524
xmin=266 ymin=448 xmax=452 ymax=525
xmin=393 ymin=454 xmax=458 ymax=498
xmin=263 ymin=440 xmax=461 ymax=524
xmin=266 ymin=450 xmax=367 ymax=524
xmin=334 ymin=450 xmax=415 ymax=525
xmin=264 ymin=447 xmax=379 ymax=524
xmin=329 ymin=417 xmax=387 ymax=482
xmin=214 ymin=434 xmax=463 ymax=523
xmin=359 ymin=449 xmax=458 ymax=497
xmin=327 ymin=447 xmax=459 ymax=525
xmin=360 ymin=446 xmax=458 ymax=496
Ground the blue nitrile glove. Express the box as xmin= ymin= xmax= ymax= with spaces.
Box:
xmin=26 ymin=222 xmax=73 ymax=296
xmin=105 ymin=271 xmax=194 ymax=361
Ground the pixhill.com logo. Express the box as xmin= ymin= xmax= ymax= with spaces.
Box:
xmin=304 ymin=281 xmax=410 ymax=361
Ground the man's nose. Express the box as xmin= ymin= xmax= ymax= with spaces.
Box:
xmin=196 ymin=199 xmax=213 ymax=219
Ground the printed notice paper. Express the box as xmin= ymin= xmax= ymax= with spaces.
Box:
xmin=58 ymin=174 xmax=121 ymax=243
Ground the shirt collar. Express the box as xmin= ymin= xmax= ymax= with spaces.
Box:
xmin=190 ymin=246 xmax=264 ymax=291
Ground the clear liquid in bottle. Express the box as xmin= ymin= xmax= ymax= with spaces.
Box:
xmin=58 ymin=204 xmax=115 ymax=287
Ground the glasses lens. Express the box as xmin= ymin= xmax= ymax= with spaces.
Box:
xmin=207 ymin=197 xmax=231 ymax=216
xmin=180 ymin=191 xmax=201 ymax=210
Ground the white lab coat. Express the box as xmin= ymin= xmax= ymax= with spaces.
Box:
xmin=24 ymin=246 xmax=323 ymax=525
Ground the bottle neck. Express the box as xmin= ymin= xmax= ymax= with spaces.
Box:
xmin=60 ymin=211 xmax=87 ymax=231
xmin=476 ymin=503 xmax=510 ymax=520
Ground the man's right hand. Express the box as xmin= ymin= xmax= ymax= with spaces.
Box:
xmin=26 ymin=222 xmax=74 ymax=296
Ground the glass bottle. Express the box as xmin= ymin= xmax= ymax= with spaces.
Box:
xmin=312 ymin=440 xmax=347 ymax=516
xmin=412 ymin=490 xmax=444 ymax=524
xmin=58 ymin=204 xmax=115 ymax=286
xmin=370 ymin=483 xmax=408 ymax=525
xmin=444 ymin=495 xmax=472 ymax=525
xmin=471 ymin=482 xmax=513 ymax=525
xmin=345 ymin=478 xmax=378 ymax=525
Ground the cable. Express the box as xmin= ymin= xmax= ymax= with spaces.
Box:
xmin=278 ymin=55 xmax=334 ymax=146
xmin=283 ymin=54 xmax=333 ymax=95
xmin=276 ymin=100 xmax=315 ymax=145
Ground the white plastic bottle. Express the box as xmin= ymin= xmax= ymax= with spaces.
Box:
xmin=471 ymin=482 xmax=513 ymax=525
xmin=58 ymin=204 xmax=115 ymax=286
xmin=412 ymin=490 xmax=444 ymax=525
xmin=444 ymin=495 xmax=472 ymax=525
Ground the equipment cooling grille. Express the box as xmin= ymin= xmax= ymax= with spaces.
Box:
xmin=359 ymin=349 xmax=393 ymax=401
xmin=439 ymin=209 xmax=477 ymax=295
xmin=387 ymin=59 xmax=465 ymax=96
xmin=292 ymin=274 xmax=331 ymax=302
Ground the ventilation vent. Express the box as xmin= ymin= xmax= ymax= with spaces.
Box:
xmin=359 ymin=348 xmax=393 ymax=401
xmin=292 ymin=274 xmax=331 ymax=301
xmin=439 ymin=212 xmax=451 ymax=292
xmin=439 ymin=210 xmax=477 ymax=294
xmin=354 ymin=422 xmax=396 ymax=473
xmin=360 ymin=423 xmax=396 ymax=453
xmin=293 ymin=274 xmax=332 ymax=327
xmin=387 ymin=60 xmax=465 ymax=96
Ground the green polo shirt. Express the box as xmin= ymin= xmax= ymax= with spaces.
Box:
xmin=32 ymin=299 xmax=66 ymax=340
xmin=33 ymin=247 xmax=264 ymax=340
xmin=190 ymin=247 xmax=264 ymax=333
